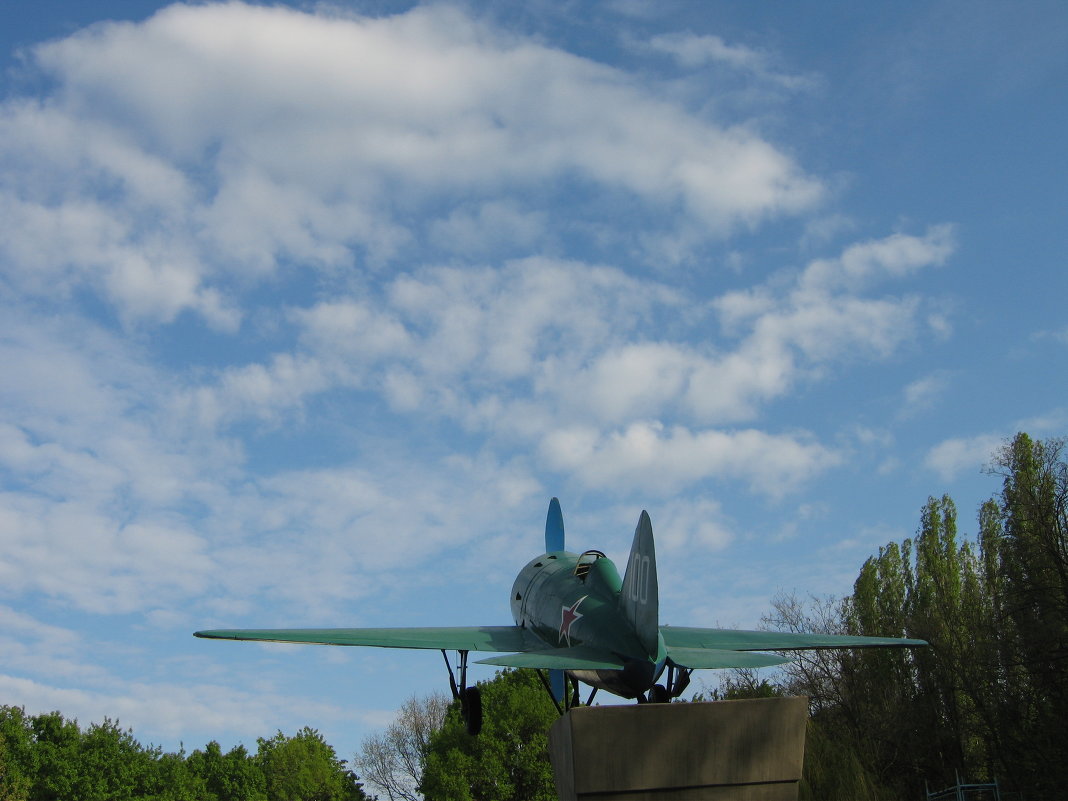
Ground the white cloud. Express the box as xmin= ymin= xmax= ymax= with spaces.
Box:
xmin=0 ymin=2 xmax=826 ymax=327
xmin=924 ymin=434 xmax=1003 ymax=481
xmin=901 ymin=372 xmax=952 ymax=416
xmin=652 ymin=498 xmax=735 ymax=552
xmin=797 ymin=225 xmax=955 ymax=295
xmin=646 ymin=31 xmax=816 ymax=90
xmin=540 ymin=422 xmax=840 ymax=496
xmin=428 ymin=201 xmax=548 ymax=256
xmin=1032 ymin=325 xmax=1068 ymax=345
xmin=0 ymin=5 xmax=956 ymax=516
xmin=0 ymin=306 xmax=546 ymax=618
xmin=161 ymin=223 xmax=956 ymax=496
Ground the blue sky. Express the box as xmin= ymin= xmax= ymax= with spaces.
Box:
xmin=2 ymin=0 xmax=1066 ymax=769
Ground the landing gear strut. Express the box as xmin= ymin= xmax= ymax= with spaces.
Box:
xmin=664 ymin=663 xmax=693 ymax=699
xmin=442 ymin=650 xmax=483 ymax=736
xmin=536 ymin=671 xmax=591 ymax=715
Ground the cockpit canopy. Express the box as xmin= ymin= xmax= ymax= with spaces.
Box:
xmin=574 ymin=549 xmax=607 ymax=580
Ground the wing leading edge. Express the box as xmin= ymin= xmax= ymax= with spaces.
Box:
xmin=193 ymin=626 xmax=542 ymax=653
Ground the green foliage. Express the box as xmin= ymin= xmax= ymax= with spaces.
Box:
xmin=74 ymin=718 xmax=157 ymax=801
xmin=257 ymin=728 xmax=366 ymax=801
xmin=0 ymin=706 xmax=370 ymax=801
xmin=419 ymin=669 xmax=557 ymax=801
xmin=0 ymin=707 xmax=32 ymax=801
xmin=798 ymin=717 xmax=895 ymax=801
xmin=187 ymin=741 xmax=265 ymax=801
xmin=766 ymin=432 xmax=1068 ymax=801
xmin=698 ymin=669 xmax=783 ymax=701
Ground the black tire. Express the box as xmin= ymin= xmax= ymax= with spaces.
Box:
xmin=461 ymin=687 xmax=483 ymax=736
xmin=649 ymin=684 xmax=670 ymax=704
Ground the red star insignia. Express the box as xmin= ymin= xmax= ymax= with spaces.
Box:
xmin=559 ymin=595 xmax=587 ymax=646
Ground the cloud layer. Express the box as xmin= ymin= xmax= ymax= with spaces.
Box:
xmin=0 ymin=1 xmax=981 ymax=756
xmin=2 ymin=2 xmax=825 ymax=329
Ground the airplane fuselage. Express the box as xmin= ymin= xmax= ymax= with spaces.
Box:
xmin=510 ymin=550 xmax=666 ymax=698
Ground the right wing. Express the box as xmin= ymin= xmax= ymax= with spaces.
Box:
xmin=665 ymin=647 xmax=793 ymax=669
xmin=194 ymin=626 xmax=542 ymax=652
xmin=661 ymin=626 xmax=927 ymax=653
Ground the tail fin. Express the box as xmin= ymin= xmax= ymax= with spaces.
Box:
xmin=545 ymin=497 xmax=565 ymax=552
xmin=619 ymin=510 xmax=659 ymax=657
xmin=545 ymin=498 xmax=566 ymax=702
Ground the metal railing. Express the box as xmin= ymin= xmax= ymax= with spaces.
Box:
xmin=925 ymin=771 xmax=1002 ymax=801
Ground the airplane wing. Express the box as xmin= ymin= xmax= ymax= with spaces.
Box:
xmin=194 ymin=626 xmax=543 ymax=652
xmin=660 ymin=626 xmax=927 ymax=652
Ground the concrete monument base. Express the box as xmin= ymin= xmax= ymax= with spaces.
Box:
xmin=547 ymin=696 xmax=808 ymax=800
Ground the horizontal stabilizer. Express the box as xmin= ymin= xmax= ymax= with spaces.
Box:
xmin=477 ymin=645 xmax=626 ymax=670
xmin=194 ymin=626 xmax=540 ymax=652
xmin=666 ymin=646 xmax=792 ymax=670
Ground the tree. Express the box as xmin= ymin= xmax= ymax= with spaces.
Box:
xmin=147 ymin=749 xmax=209 ymax=801
xmin=762 ymin=433 xmax=1068 ymax=800
xmin=186 ymin=741 xmax=265 ymax=801
xmin=256 ymin=728 xmax=370 ymax=801
xmin=71 ymin=718 xmax=156 ymax=801
xmin=0 ymin=703 xmax=373 ymax=801
xmin=759 ymin=593 xmax=897 ymax=800
xmin=979 ymin=433 xmax=1068 ymax=796
xmin=355 ymin=692 xmax=449 ymax=801
xmin=0 ymin=707 xmax=32 ymax=801
xmin=27 ymin=711 xmax=81 ymax=801
xmin=0 ymin=721 xmax=30 ymax=801
xmin=419 ymin=670 xmax=557 ymax=801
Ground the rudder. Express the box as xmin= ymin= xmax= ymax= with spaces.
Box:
xmin=619 ymin=510 xmax=659 ymax=657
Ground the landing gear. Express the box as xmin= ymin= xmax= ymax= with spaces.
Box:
xmin=664 ymin=663 xmax=693 ymax=699
xmin=460 ymin=686 xmax=482 ymax=736
xmin=535 ymin=671 xmax=592 ymax=715
xmin=639 ymin=664 xmax=693 ymax=703
xmin=442 ymin=650 xmax=483 ymax=736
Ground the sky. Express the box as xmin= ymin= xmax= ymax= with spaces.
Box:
xmin=1 ymin=0 xmax=1067 ymax=769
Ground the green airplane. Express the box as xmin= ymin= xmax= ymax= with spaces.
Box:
xmin=195 ymin=498 xmax=926 ymax=735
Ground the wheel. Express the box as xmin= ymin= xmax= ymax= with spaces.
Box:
xmin=649 ymin=684 xmax=670 ymax=704
xmin=461 ymin=687 xmax=483 ymax=736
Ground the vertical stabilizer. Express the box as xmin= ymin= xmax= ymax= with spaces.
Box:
xmin=619 ymin=511 xmax=659 ymax=657
xmin=545 ymin=497 xmax=565 ymax=552
xmin=546 ymin=498 xmax=566 ymax=701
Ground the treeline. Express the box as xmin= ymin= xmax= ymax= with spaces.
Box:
xmin=749 ymin=432 xmax=1068 ymax=800
xmin=0 ymin=707 xmax=371 ymax=801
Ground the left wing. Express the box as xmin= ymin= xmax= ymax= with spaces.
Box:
xmin=194 ymin=626 xmax=542 ymax=652
xmin=661 ymin=626 xmax=927 ymax=653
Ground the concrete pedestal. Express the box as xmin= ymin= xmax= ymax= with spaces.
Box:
xmin=548 ymin=696 xmax=808 ymax=800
